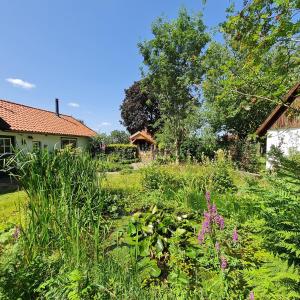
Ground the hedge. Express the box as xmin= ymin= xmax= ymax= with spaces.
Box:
xmin=105 ymin=144 xmax=137 ymax=160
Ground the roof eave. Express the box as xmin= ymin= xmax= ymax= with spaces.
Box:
xmin=0 ymin=117 xmax=11 ymax=130
xmin=255 ymin=82 xmax=300 ymax=137
xmin=3 ymin=128 xmax=96 ymax=138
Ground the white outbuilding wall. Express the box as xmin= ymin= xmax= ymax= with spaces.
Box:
xmin=0 ymin=130 xmax=90 ymax=152
xmin=266 ymin=128 xmax=300 ymax=168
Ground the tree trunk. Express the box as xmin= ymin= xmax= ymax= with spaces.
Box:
xmin=175 ymin=138 xmax=180 ymax=165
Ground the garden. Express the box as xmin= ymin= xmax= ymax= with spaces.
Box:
xmin=0 ymin=148 xmax=299 ymax=299
xmin=1 ymin=1 xmax=299 ymax=299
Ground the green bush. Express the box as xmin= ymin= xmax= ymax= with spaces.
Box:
xmin=227 ymin=140 xmax=260 ymax=173
xmin=142 ymin=166 xmax=183 ymax=192
xmin=210 ymin=150 xmax=237 ymax=193
xmin=98 ymin=160 xmax=133 ymax=172
xmin=105 ymin=144 xmax=137 ymax=161
xmin=179 ymin=135 xmax=216 ymax=162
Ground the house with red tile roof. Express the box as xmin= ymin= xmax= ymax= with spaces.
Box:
xmin=0 ymin=98 xmax=96 ymax=155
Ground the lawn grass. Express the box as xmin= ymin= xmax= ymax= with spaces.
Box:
xmin=0 ymin=191 xmax=26 ymax=231
xmin=103 ymin=164 xmax=256 ymax=192
xmin=102 ymin=170 xmax=143 ymax=194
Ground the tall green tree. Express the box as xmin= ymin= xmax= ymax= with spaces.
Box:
xmin=139 ymin=8 xmax=210 ymax=162
xmin=224 ymin=0 xmax=300 ymax=63
xmin=202 ymin=42 xmax=299 ymax=138
xmin=202 ymin=0 xmax=300 ymax=139
xmin=109 ymin=130 xmax=130 ymax=144
xmin=92 ymin=130 xmax=129 ymax=147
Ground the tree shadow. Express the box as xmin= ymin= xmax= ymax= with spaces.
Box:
xmin=0 ymin=176 xmax=19 ymax=195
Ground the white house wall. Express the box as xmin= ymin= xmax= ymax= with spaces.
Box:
xmin=0 ymin=130 xmax=90 ymax=152
xmin=266 ymin=128 xmax=300 ymax=167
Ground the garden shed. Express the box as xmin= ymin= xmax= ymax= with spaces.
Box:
xmin=130 ymin=129 xmax=156 ymax=161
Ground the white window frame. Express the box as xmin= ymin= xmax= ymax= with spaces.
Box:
xmin=0 ymin=137 xmax=13 ymax=155
xmin=61 ymin=137 xmax=77 ymax=149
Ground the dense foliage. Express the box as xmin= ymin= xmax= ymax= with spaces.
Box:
xmin=104 ymin=144 xmax=137 ymax=160
xmin=139 ymin=8 xmax=210 ymax=163
xmin=0 ymin=149 xmax=300 ymax=299
xmin=223 ymin=0 xmax=300 ymax=62
xmin=120 ymin=81 xmax=160 ymax=134
xmin=202 ymin=0 xmax=299 ymax=144
xmin=91 ymin=130 xmax=130 ymax=147
xmin=130 ymin=1 xmax=299 ymax=167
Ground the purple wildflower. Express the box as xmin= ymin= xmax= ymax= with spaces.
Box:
xmin=197 ymin=192 xmax=225 ymax=244
xmin=219 ymin=216 xmax=225 ymax=229
xmin=232 ymin=227 xmax=238 ymax=243
xmin=13 ymin=226 xmax=21 ymax=240
xmin=220 ymin=256 xmax=227 ymax=270
xmin=203 ymin=211 xmax=210 ymax=220
xmin=215 ymin=241 xmax=220 ymax=252
xmin=211 ymin=204 xmax=217 ymax=215
xmin=215 ymin=215 xmax=225 ymax=230
xmin=198 ymin=231 xmax=204 ymax=244
xmin=205 ymin=191 xmax=211 ymax=204
xmin=202 ymin=214 xmax=211 ymax=233
xmin=249 ymin=291 xmax=254 ymax=300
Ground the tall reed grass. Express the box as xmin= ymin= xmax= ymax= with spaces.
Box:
xmin=7 ymin=148 xmax=106 ymax=266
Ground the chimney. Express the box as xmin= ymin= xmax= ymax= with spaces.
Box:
xmin=55 ymin=98 xmax=60 ymax=116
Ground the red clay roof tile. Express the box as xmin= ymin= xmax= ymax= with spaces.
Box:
xmin=0 ymin=99 xmax=96 ymax=137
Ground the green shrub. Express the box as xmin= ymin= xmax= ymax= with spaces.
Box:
xmin=212 ymin=165 xmax=236 ymax=193
xmin=142 ymin=166 xmax=183 ymax=192
xmin=152 ymin=155 xmax=175 ymax=165
xmin=98 ymin=160 xmax=133 ymax=172
xmin=210 ymin=150 xmax=237 ymax=193
xmin=227 ymin=140 xmax=260 ymax=173
xmin=179 ymin=135 xmax=216 ymax=162
xmin=105 ymin=144 xmax=137 ymax=161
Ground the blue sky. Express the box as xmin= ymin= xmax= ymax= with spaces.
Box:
xmin=0 ymin=0 xmax=242 ymax=133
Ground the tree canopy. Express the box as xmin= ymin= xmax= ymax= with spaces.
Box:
xmin=224 ymin=0 xmax=299 ymax=62
xmin=201 ymin=0 xmax=300 ymax=139
xmin=120 ymin=81 xmax=160 ymax=134
xmin=93 ymin=130 xmax=130 ymax=146
xmin=139 ymin=8 xmax=210 ymax=162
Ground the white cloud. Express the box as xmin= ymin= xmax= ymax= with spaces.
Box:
xmin=100 ymin=122 xmax=111 ymax=126
xmin=68 ymin=102 xmax=80 ymax=108
xmin=6 ymin=78 xmax=36 ymax=89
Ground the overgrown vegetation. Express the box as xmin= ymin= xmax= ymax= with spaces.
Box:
xmin=0 ymin=149 xmax=299 ymax=299
xmin=1 ymin=1 xmax=300 ymax=299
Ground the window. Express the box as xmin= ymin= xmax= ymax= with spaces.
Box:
xmin=0 ymin=137 xmax=12 ymax=155
xmin=32 ymin=141 xmax=41 ymax=152
xmin=61 ymin=138 xmax=77 ymax=149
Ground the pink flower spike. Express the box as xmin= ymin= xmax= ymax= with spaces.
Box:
xmin=205 ymin=191 xmax=210 ymax=203
xmin=216 ymin=215 xmax=224 ymax=230
xmin=215 ymin=241 xmax=220 ymax=252
xmin=211 ymin=204 xmax=217 ymax=214
xmin=249 ymin=291 xmax=254 ymax=300
xmin=198 ymin=232 xmax=204 ymax=244
xmin=220 ymin=256 xmax=227 ymax=270
xmin=232 ymin=227 xmax=238 ymax=243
